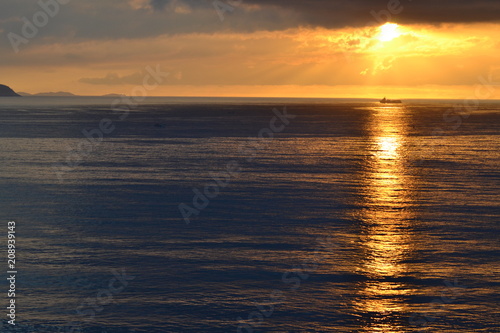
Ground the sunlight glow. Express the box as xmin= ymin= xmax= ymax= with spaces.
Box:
xmin=378 ymin=23 xmax=401 ymax=42
xmin=354 ymin=104 xmax=415 ymax=333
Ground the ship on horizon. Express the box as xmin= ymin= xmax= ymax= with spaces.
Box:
xmin=380 ymin=97 xmax=402 ymax=104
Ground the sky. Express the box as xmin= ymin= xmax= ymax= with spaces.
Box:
xmin=1 ymin=0 xmax=500 ymax=98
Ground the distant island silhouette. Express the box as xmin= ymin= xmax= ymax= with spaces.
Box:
xmin=19 ymin=91 xmax=76 ymax=97
xmin=17 ymin=91 xmax=126 ymax=97
xmin=0 ymin=84 xmax=21 ymax=97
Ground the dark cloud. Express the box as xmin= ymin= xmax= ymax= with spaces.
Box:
xmin=1 ymin=0 xmax=499 ymax=54
xmin=243 ymin=0 xmax=500 ymax=27
xmin=149 ymin=0 xmax=171 ymax=11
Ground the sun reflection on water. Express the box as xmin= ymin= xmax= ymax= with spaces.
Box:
xmin=354 ymin=104 xmax=417 ymax=332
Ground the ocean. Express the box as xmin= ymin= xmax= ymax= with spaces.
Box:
xmin=0 ymin=97 xmax=498 ymax=332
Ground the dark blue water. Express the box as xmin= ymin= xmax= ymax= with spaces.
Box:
xmin=0 ymin=97 xmax=498 ymax=332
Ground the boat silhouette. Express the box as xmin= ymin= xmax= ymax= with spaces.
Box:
xmin=380 ymin=97 xmax=402 ymax=104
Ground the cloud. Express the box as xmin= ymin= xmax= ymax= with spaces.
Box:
xmin=1 ymin=1 xmax=499 ymax=97
xmin=79 ymin=72 xmax=145 ymax=85
xmin=1 ymin=0 xmax=498 ymax=56
xmin=150 ymin=0 xmax=171 ymax=11
xmin=243 ymin=0 xmax=500 ymax=27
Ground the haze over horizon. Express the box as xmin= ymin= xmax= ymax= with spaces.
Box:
xmin=1 ymin=0 xmax=500 ymax=98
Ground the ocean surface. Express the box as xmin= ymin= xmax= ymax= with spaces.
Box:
xmin=0 ymin=97 xmax=498 ymax=332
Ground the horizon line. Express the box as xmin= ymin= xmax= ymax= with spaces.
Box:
xmin=7 ymin=95 xmax=500 ymax=101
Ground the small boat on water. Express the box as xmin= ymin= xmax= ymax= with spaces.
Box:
xmin=380 ymin=97 xmax=402 ymax=104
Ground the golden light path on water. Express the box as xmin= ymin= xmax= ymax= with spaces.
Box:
xmin=355 ymin=104 xmax=417 ymax=332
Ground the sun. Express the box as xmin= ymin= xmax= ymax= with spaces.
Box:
xmin=378 ymin=23 xmax=401 ymax=42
